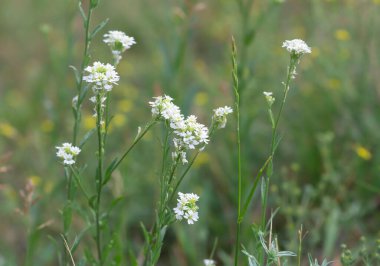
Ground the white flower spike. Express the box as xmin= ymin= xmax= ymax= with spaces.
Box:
xmin=56 ymin=143 xmax=81 ymax=165
xmin=83 ymin=61 xmax=119 ymax=92
xmin=103 ymin=30 xmax=136 ymax=64
xmin=173 ymin=192 xmax=200 ymax=224
xmin=282 ymin=39 xmax=311 ymax=56
xmin=213 ymin=106 xmax=233 ymax=129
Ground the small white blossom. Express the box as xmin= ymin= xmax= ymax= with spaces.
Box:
xmin=149 ymin=95 xmax=182 ymax=122
xmin=213 ymin=106 xmax=233 ymax=129
xmin=282 ymin=39 xmax=311 ymax=55
xmin=83 ymin=62 xmax=119 ymax=92
xmin=263 ymin=91 xmax=275 ymax=106
xmin=149 ymin=95 xmax=209 ymax=164
xmin=173 ymin=192 xmax=199 ymax=224
xmin=174 ymin=115 xmax=209 ymax=150
xmin=103 ymin=30 xmax=136 ymax=64
xmin=56 ymin=143 xmax=81 ymax=165
xmin=203 ymin=259 xmax=216 ymax=266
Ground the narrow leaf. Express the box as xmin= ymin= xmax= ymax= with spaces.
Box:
xmin=71 ymin=225 xmax=91 ymax=253
xmin=69 ymin=65 xmax=81 ymax=86
xmin=78 ymin=2 xmax=87 ymax=25
xmin=79 ymin=128 xmax=96 ymax=148
xmin=103 ymin=157 xmax=118 ymax=186
xmin=90 ymin=18 xmax=109 ymax=39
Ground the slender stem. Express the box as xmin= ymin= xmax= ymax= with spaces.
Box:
xmin=239 ymin=155 xmax=272 ymax=222
xmin=73 ymin=4 xmax=93 ymax=146
xmin=95 ymin=94 xmax=105 ymax=264
xmin=106 ymin=120 xmax=157 ymax=179
xmin=63 ymin=4 xmax=93 ymax=264
xmin=69 ymin=166 xmax=90 ymax=200
xmin=231 ymin=36 xmax=242 ymax=266
xmin=297 ymin=225 xmax=303 ymax=266
xmin=260 ymin=57 xmax=295 ymax=230
xmin=259 ymin=58 xmax=297 ymax=266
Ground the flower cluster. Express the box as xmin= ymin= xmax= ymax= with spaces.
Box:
xmin=203 ymin=259 xmax=216 ymax=266
xmin=212 ymin=106 xmax=233 ymax=129
xmin=83 ymin=62 xmax=120 ymax=122
xmin=282 ymin=39 xmax=311 ymax=56
xmin=173 ymin=192 xmax=199 ymax=224
xmin=56 ymin=143 xmax=81 ymax=165
xmin=149 ymin=95 xmax=182 ymax=124
xmin=263 ymin=91 xmax=275 ymax=107
xmin=149 ymin=95 xmax=209 ymax=164
xmin=103 ymin=30 xmax=136 ymax=64
xmin=83 ymin=62 xmax=119 ymax=92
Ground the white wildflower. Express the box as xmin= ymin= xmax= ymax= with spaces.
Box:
xmin=149 ymin=95 xmax=182 ymax=123
xmin=56 ymin=143 xmax=81 ymax=165
xmin=103 ymin=30 xmax=136 ymax=64
xmin=149 ymin=95 xmax=209 ymax=164
xmin=203 ymin=259 xmax=216 ymax=266
xmin=213 ymin=106 xmax=233 ymax=129
xmin=282 ymin=39 xmax=311 ymax=55
xmin=83 ymin=61 xmax=119 ymax=92
xmin=263 ymin=91 xmax=275 ymax=106
xmin=174 ymin=115 xmax=209 ymax=150
xmin=173 ymin=192 xmax=199 ymax=224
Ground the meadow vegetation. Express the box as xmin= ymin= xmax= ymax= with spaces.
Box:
xmin=0 ymin=0 xmax=380 ymax=265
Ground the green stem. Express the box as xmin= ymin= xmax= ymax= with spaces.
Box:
xmin=95 ymin=94 xmax=105 ymax=264
xmin=69 ymin=166 xmax=90 ymax=200
xmin=259 ymin=58 xmax=296 ymax=266
xmin=73 ymin=4 xmax=93 ymax=146
xmin=231 ymin=36 xmax=242 ymax=266
xmin=105 ymin=119 xmax=157 ymax=180
xmin=260 ymin=57 xmax=295 ymax=230
xmin=63 ymin=4 xmax=93 ymax=264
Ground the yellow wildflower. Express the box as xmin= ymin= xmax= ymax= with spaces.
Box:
xmin=355 ymin=145 xmax=372 ymax=160
xmin=335 ymin=29 xmax=350 ymax=41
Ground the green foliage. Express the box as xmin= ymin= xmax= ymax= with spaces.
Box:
xmin=0 ymin=0 xmax=380 ymax=265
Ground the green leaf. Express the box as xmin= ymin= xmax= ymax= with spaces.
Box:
xmin=79 ymin=128 xmax=96 ymax=148
xmin=84 ymin=248 xmax=96 ymax=264
xmin=78 ymin=2 xmax=87 ymax=25
xmin=140 ymin=222 xmax=151 ymax=244
xmin=88 ymin=195 xmax=97 ymax=210
xmin=71 ymin=225 xmax=91 ymax=254
xmin=103 ymin=157 xmax=119 ymax=186
xmin=63 ymin=203 xmax=72 ymax=234
xmin=266 ymin=160 xmax=273 ymax=177
xmin=261 ymin=177 xmax=267 ymax=205
xmin=78 ymin=84 xmax=90 ymax=105
xmin=90 ymin=0 xmax=99 ymax=8
xmin=90 ymin=18 xmax=109 ymax=39
xmin=69 ymin=65 xmax=81 ymax=86
xmin=128 ymin=249 xmax=138 ymax=266
xmin=47 ymin=235 xmax=63 ymax=266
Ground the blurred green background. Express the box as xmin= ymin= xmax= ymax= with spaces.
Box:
xmin=1 ymin=0 xmax=380 ymax=265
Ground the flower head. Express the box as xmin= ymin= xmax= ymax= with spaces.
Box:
xmin=203 ymin=259 xmax=216 ymax=266
xmin=282 ymin=39 xmax=311 ymax=56
xmin=149 ymin=95 xmax=182 ymax=123
xmin=263 ymin=91 xmax=275 ymax=107
xmin=213 ymin=106 xmax=233 ymax=129
xmin=174 ymin=115 xmax=209 ymax=150
xmin=56 ymin=143 xmax=81 ymax=165
xmin=173 ymin=192 xmax=199 ymax=224
xmin=103 ymin=30 xmax=136 ymax=64
xmin=83 ymin=62 xmax=119 ymax=91
xmin=149 ymin=95 xmax=209 ymax=164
